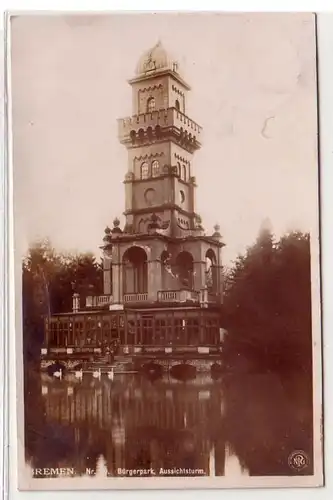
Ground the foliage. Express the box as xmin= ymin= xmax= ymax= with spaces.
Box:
xmin=22 ymin=238 xmax=103 ymax=366
xmin=222 ymin=228 xmax=313 ymax=377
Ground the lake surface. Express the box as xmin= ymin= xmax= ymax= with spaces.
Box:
xmin=24 ymin=370 xmax=313 ymax=479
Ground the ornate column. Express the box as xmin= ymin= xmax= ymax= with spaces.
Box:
xmin=111 ymin=244 xmax=123 ymax=305
xmin=124 ymin=173 xmax=134 ymax=212
xmin=112 ymin=262 xmax=122 ymax=304
xmin=72 ymin=293 xmax=80 ymax=313
xmin=212 ymin=224 xmax=224 ymax=300
xmin=147 ymin=259 xmax=162 ymax=301
xmin=193 ymin=260 xmax=206 ymax=292
xmin=103 ymin=256 xmax=112 ymax=295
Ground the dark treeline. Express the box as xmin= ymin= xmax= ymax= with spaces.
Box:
xmin=221 ymin=227 xmax=313 ymax=381
xmin=219 ymin=226 xmax=314 ymax=461
xmin=22 ymin=238 xmax=103 ymax=368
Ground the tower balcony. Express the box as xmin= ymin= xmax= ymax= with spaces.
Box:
xmin=85 ymin=289 xmax=220 ymax=310
xmin=123 ymin=292 xmax=148 ymax=303
xmin=118 ymin=108 xmax=202 ymax=149
xmin=85 ymin=293 xmax=149 ymax=309
xmin=157 ymin=289 xmax=220 ymax=305
xmin=157 ymin=289 xmax=200 ymax=303
xmin=86 ymin=294 xmax=114 ymax=308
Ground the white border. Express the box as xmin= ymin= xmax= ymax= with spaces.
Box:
xmin=7 ymin=11 xmax=323 ymax=490
xmin=1 ymin=12 xmax=8 ymax=500
xmin=2 ymin=3 xmax=333 ymax=500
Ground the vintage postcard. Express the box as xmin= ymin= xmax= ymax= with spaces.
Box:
xmin=7 ymin=12 xmax=323 ymax=490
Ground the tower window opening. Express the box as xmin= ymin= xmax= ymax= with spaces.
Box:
xmin=130 ymin=130 xmax=136 ymax=144
xmin=175 ymin=251 xmax=194 ymax=289
xmin=147 ymin=126 xmax=153 ymax=139
xmin=205 ymin=249 xmax=218 ymax=293
xmin=182 ymin=165 xmax=187 ymax=181
xmin=175 ymin=99 xmax=180 ymax=111
xmin=147 ymin=97 xmax=156 ymax=113
xmin=155 ymin=125 xmax=162 ymax=139
xmin=141 ymin=162 xmax=149 ymax=179
xmin=138 ymin=128 xmax=145 ymax=142
xmin=123 ymin=247 xmax=148 ymax=295
xmin=152 ymin=160 xmax=160 ymax=177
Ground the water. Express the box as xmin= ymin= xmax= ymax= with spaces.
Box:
xmin=24 ymin=370 xmax=313 ymax=479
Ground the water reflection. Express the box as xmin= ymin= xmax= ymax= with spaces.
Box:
xmin=24 ymin=370 xmax=313 ymax=479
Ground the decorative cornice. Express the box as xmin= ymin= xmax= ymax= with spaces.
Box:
xmin=133 ymin=152 xmax=164 ymax=161
xmin=138 ymin=84 xmax=163 ymax=92
xmin=124 ymin=203 xmax=199 ymax=218
xmin=101 ymin=232 xmax=225 ymax=249
xmin=177 ymin=223 xmax=190 ymax=230
xmin=171 ymin=84 xmax=185 ymax=97
xmin=174 ymin=153 xmax=190 ymax=165
xmin=128 ymin=69 xmax=191 ymax=91
xmin=123 ymin=133 xmax=200 ymax=154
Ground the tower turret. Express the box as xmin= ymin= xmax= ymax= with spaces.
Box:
xmin=118 ymin=41 xmax=202 ymax=239
xmin=102 ymin=42 xmax=224 ymax=307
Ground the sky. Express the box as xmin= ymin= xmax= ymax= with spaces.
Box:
xmin=10 ymin=12 xmax=319 ymax=266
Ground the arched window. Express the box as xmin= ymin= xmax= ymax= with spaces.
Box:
xmin=175 ymin=251 xmax=194 ymax=289
xmin=141 ymin=162 xmax=149 ymax=179
xmin=160 ymin=250 xmax=171 ymax=289
xmin=147 ymin=97 xmax=156 ymax=113
xmin=151 ymin=160 xmax=159 ymax=177
xmin=123 ymin=247 xmax=148 ymax=295
xmin=175 ymin=99 xmax=180 ymax=111
xmin=138 ymin=128 xmax=145 ymax=142
xmin=182 ymin=165 xmax=187 ymax=181
xmin=177 ymin=162 xmax=181 ymax=177
xmin=155 ymin=125 xmax=162 ymax=139
xmin=147 ymin=126 xmax=153 ymax=139
xmin=130 ymin=130 xmax=136 ymax=144
xmin=205 ymin=249 xmax=218 ymax=293
xmin=138 ymin=219 xmax=146 ymax=233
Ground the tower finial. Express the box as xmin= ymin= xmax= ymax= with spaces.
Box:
xmin=212 ymin=223 xmax=222 ymax=240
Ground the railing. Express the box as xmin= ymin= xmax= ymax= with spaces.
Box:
xmin=86 ymin=295 xmax=113 ymax=308
xmin=123 ymin=292 xmax=148 ymax=303
xmin=118 ymin=108 xmax=202 ymax=141
xmin=157 ymin=289 xmax=200 ymax=303
xmin=158 ymin=290 xmax=178 ymax=301
xmin=85 ymin=291 xmax=219 ymax=308
xmin=199 ymin=289 xmax=220 ymax=304
xmin=121 ymin=345 xmax=223 ymax=355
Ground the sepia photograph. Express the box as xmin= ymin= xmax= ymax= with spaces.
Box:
xmin=8 ymin=11 xmax=323 ymax=489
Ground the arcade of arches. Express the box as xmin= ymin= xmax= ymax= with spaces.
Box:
xmin=123 ymin=247 xmax=148 ymax=295
xmin=119 ymin=245 xmax=219 ymax=297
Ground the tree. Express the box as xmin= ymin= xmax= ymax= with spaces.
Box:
xmin=22 ymin=239 xmax=103 ymax=367
xmin=222 ymin=228 xmax=312 ymax=377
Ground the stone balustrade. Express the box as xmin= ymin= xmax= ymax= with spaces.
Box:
xmin=123 ymin=292 xmax=148 ymax=303
xmin=86 ymin=295 xmax=113 ymax=308
xmin=118 ymin=107 xmax=202 ymax=143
